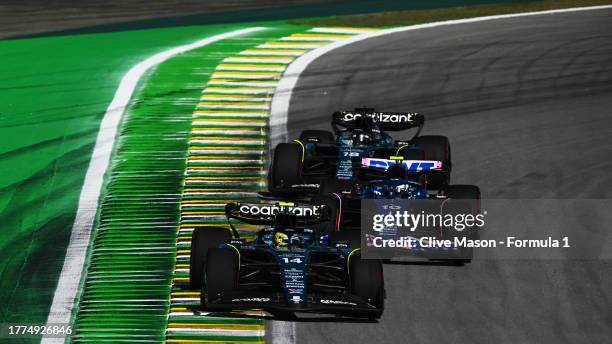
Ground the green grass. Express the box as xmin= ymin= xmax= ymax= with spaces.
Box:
xmin=297 ymin=0 xmax=612 ymax=26
xmin=0 ymin=22 xmax=262 ymax=332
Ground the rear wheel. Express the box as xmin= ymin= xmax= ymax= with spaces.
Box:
xmin=349 ymin=253 xmax=384 ymax=318
xmin=203 ymin=248 xmax=239 ymax=307
xmin=299 ymin=130 xmax=335 ymax=144
xmin=269 ymin=143 xmax=303 ymax=192
xmin=442 ymin=184 xmax=481 ymax=263
xmin=190 ymin=227 xmax=231 ymax=289
xmin=412 ymin=135 xmax=451 ymax=190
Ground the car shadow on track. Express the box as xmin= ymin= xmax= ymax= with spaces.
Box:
xmin=383 ymin=258 xmax=467 ymax=266
xmin=187 ymin=307 xmax=379 ymax=323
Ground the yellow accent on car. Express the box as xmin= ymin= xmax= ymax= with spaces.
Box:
xmin=279 ymin=201 xmax=295 ymax=207
xmin=225 ymin=244 xmax=241 ymax=270
xmin=389 ymin=155 xmax=403 ymax=160
xmin=293 ymin=139 xmax=305 ymax=161
xmin=346 ymin=248 xmax=361 ymax=275
xmin=395 ymin=144 xmax=409 ymax=156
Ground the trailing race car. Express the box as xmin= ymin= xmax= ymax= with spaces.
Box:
xmin=268 ymin=108 xmax=452 ymax=195
xmin=189 ymin=201 xmax=385 ymax=319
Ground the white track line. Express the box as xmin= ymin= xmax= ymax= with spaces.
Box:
xmin=41 ymin=26 xmax=266 ymax=344
xmin=267 ymin=5 xmax=612 ymax=344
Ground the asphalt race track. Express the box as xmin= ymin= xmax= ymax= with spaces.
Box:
xmin=285 ymin=8 xmax=612 ymax=344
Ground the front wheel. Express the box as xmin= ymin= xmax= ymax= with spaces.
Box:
xmin=189 ymin=227 xmax=231 ymax=289
xmin=443 ymin=184 xmax=481 ymax=263
xmin=444 ymin=184 xmax=481 ymax=213
xmin=203 ymin=248 xmax=239 ymax=308
xmin=349 ymin=253 xmax=384 ymax=318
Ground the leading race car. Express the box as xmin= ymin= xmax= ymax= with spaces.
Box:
xmin=268 ymin=108 xmax=452 ymax=195
xmin=311 ymin=157 xmax=481 ymax=262
xmin=189 ymin=202 xmax=385 ymax=319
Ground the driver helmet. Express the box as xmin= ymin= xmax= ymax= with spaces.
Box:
xmin=354 ymin=132 xmax=372 ymax=145
xmin=352 ymin=116 xmax=375 ymax=145
xmin=273 ymin=232 xmax=289 ymax=248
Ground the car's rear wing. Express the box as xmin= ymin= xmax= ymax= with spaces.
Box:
xmin=361 ymin=157 xmax=443 ymax=172
xmin=332 ymin=109 xmax=424 ymax=132
xmin=225 ymin=202 xmax=329 ymax=226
